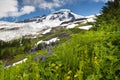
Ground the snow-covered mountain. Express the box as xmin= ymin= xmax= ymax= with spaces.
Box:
xmin=0 ymin=9 xmax=95 ymax=42
xmin=18 ymin=9 xmax=83 ymax=26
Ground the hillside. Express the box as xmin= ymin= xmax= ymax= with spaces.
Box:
xmin=0 ymin=9 xmax=92 ymax=42
xmin=0 ymin=1 xmax=120 ymax=79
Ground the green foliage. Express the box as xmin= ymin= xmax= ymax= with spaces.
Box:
xmin=0 ymin=38 xmax=35 ymax=61
xmin=1 ymin=1 xmax=120 ymax=79
xmin=95 ymin=0 xmax=120 ymax=31
xmin=0 ymin=30 xmax=120 ymax=80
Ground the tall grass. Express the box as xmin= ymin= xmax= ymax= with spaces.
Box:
xmin=0 ymin=30 xmax=120 ymax=80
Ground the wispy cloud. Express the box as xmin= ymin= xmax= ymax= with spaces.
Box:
xmin=0 ymin=0 xmax=75 ymax=18
xmin=0 ymin=0 xmax=113 ymax=18
xmin=23 ymin=0 xmax=76 ymax=10
xmin=93 ymin=0 xmax=113 ymax=2
xmin=10 ymin=6 xmax=35 ymax=17
xmin=0 ymin=0 xmax=35 ymax=18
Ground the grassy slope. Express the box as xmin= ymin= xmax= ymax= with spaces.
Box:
xmin=0 ymin=24 xmax=85 ymax=64
xmin=0 ymin=19 xmax=120 ymax=80
xmin=0 ymin=25 xmax=120 ymax=80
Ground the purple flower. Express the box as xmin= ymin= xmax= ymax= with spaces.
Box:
xmin=31 ymin=46 xmax=37 ymax=53
xmin=34 ymin=55 xmax=41 ymax=61
xmin=42 ymin=55 xmax=46 ymax=62
xmin=54 ymin=40 xmax=58 ymax=47
xmin=42 ymin=42 xmax=46 ymax=50
xmin=48 ymin=50 xmax=53 ymax=55
xmin=49 ymin=42 xmax=52 ymax=47
xmin=48 ymin=46 xmax=53 ymax=55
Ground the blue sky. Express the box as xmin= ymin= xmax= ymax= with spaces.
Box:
xmin=0 ymin=0 xmax=107 ymax=22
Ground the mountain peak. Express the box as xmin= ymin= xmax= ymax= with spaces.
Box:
xmin=18 ymin=9 xmax=83 ymax=23
xmin=52 ymin=9 xmax=71 ymax=14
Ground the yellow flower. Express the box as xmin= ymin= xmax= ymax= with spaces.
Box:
xmin=67 ymin=70 xmax=72 ymax=75
xmin=36 ymin=73 xmax=39 ymax=78
xmin=66 ymin=76 xmax=70 ymax=80
xmin=94 ymin=60 xmax=98 ymax=65
xmin=74 ymin=74 xmax=78 ymax=78
xmin=58 ymin=64 xmax=62 ymax=67
xmin=94 ymin=56 xmax=97 ymax=60
xmin=94 ymin=56 xmax=98 ymax=65
xmin=55 ymin=66 xmax=59 ymax=70
xmin=51 ymin=63 xmax=56 ymax=67
xmin=56 ymin=73 xmax=59 ymax=77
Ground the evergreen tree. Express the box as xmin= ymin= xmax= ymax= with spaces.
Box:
xmin=95 ymin=0 xmax=120 ymax=30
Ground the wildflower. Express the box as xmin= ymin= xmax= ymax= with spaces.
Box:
xmin=34 ymin=55 xmax=41 ymax=61
xmin=66 ymin=76 xmax=70 ymax=80
xmin=48 ymin=46 xmax=53 ymax=55
xmin=55 ymin=66 xmax=59 ymax=70
xmin=74 ymin=74 xmax=78 ymax=78
xmin=94 ymin=56 xmax=97 ymax=60
xmin=36 ymin=73 xmax=40 ymax=78
xmin=42 ymin=42 xmax=46 ymax=50
xmin=58 ymin=64 xmax=62 ymax=67
xmin=56 ymin=74 xmax=59 ymax=77
xmin=51 ymin=63 xmax=56 ymax=67
xmin=94 ymin=56 xmax=98 ymax=65
xmin=42 ymin=55 xmax=46 ymax=62
xmin=94 ymin=60 xmax=98 ymax=65
xmin=67 ymin=70 xmax=72 ymax=75
xmin=31 ymin=46 xmax=36 ymax=53
xmin=48 ymin=50 xmax=52 ymax=55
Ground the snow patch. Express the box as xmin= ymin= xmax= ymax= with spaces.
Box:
xmin=79 ymin=25 xmax=93 ymax=30
xmin=85 ymin=15 xmax=96 ymax=22
xmin=42 ymin=28 xmax=52 ymax=34
xmin=87 ymin=18 xmax=96 ymax=22
xmin=66 ymin=23 xmax=78 ymax=29
xmin=5 ymin=58 xmax=27 ymax=68
xmin=36 ymin=37 xmax=60 ymax=45
xmin=12 ymin=58 xmax=27 ymax=66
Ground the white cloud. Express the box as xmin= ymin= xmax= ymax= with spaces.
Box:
xmin=23 ymin=0 xmax=75 ymax=10
xmin=10 ymin=6 xmax=35 ymax=17
xmin=93 ymin=0 xmax=113 ymax=2
xmin=0 ymin=0 xmax=18 ymax=18
xmin=0 ymin=0 xmax=35 ymax=18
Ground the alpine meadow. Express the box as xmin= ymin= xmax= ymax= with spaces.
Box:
xmin=0 ymin=0 xmax=120 ymax=80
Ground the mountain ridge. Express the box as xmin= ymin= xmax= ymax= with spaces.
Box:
xmin=17 ymin=9 xmax=84 ymax=23
xmin=0 ymin=9 xmax=95 ymax=42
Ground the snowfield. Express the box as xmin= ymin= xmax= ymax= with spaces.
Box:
xmin=42 ymin=28 xmax=52 ymax=34
xmin=79 ymin=25 xmax=93 ymax=30
xmin=85 ymin=15 xmax=98 ymax=22
xmin=36 ymin=37 xmax=60 ymax=45
xmin=0 ymin=9 xmax=96 ymax=42
xmin=66 ymin=23 xmax=78 ymax=29
xmin=0 ymin=22 xmax=45 ymax=41
xmin=5 ymin=58 xmax=27 ymax=68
